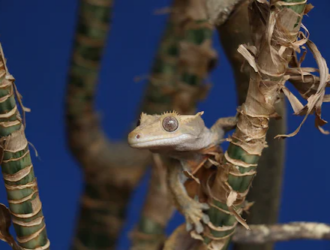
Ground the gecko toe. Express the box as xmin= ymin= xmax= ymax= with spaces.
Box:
xmin=202 ymin=214 xmax=210 ymax=224
xmin=201 ymin=203 xmax=210 ymax=210
xmin=186 ymin=222 xmax=193 ymax=231
xmin=195 ymin=222 xmax=204 ymax=234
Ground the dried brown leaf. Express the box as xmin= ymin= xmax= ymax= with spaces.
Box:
xmin=237 ymin=45 xmax=258 ymax=72
xmin=0 ymin=204 xmax=21 ymax=249
xmin=304 ymin=3 xmax=314 ymax=15
xmin=301 ymin=40 xmax=328 ymax=134
xmin=282 ymin=86 xmax=304 ymax=114
xmin=0 ymin=203 xmax=12 ymax=242
xmin=163 ymin=224 xmax=204 ymax=250
xmin=276 ymin=39 xmax=329 ymax=138
xmin=248 ymin=0 xmax=270 ymax=48
xmin=323 ymin=95 xmax=330 ymax=102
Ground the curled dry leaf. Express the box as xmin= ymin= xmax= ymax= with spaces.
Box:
xmin=163 ymin=223 xmax=206 ymax=250
xmin=276 ymin=39 xmax=330 ymax=138
xmin=0 ymin=203 xmax=21 ymax=250
xmin=304 ymin=3 xmax=314 ymax=15
xmin=238 ymin=4 xmax=330 ymax=139
xmin=0 ymin=203 xmax=12 ymax=243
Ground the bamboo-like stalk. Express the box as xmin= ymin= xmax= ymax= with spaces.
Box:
xmin=203 ymin=1 xmax=308 ymax=249
xmin=66 ymin=0 xmax=150 ymax=249
xmin=0 ymin=46 xmax=50 ymax=249
xmin=129 ymin=14 xmax=180 ymax=250
xmin=218 ymin=2 xmax=286 ymax=250
xmin=131 ymin=156 xmax=172 ymax=250
xmin=132 ymin=0 xmax=216 ymax=249
xmin=139 ymin=0 xmax=214 ymax=115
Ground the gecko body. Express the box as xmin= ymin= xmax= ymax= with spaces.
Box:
xmin=128 ymin=111 xmax=237 ymax=233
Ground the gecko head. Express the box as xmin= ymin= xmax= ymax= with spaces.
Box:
xmin=128 ymin=111 xmax=206 ymax=151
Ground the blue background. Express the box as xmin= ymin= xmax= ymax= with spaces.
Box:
xmin=0 ymin=0 xmax=329 ymax=249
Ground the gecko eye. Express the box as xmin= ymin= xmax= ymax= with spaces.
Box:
xmin=136 ymin=119 xmax=141 ymax=127
xmin=162 ymin=116 xmax=178 ymax=132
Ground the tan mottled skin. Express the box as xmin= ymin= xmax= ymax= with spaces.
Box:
xmin=128 ymin=111 xmax=237 ymax=234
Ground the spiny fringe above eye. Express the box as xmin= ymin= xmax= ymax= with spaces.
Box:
xmin=179 ymin=111 xmax=205 ymax=124
xmin=161 ymin=110 xmax=180 ymax=116
xmin=140 ymin=112 xmax=151 ymax=121
xmin=140 ymin=111 xmax=203 ymax=120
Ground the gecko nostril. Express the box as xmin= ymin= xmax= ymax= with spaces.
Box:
xmin=136 ymin=134 xmax=141 ymax=139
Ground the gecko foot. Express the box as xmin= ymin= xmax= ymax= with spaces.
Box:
xmin=183 ymin=199 xmax=210 ymax=234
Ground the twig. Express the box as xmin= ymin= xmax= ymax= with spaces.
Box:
xmin=233 ymin=223 xmax=330 ymax=243
xmin=163 ymin=222 xmax=330 ymax=250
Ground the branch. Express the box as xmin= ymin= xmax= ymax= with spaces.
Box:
xmin=196 ymin=1 xmax=322 ymax=250
xmin=218 ymin=2 xmax=286 ymax=250
xmin=233 ymin=223 xmax=330 ymax=243
xmin=66 ymin=0 xmax=150 ymax=249
xmin=0 ymin=45 xmax=50 ymax=249
xmin=163 ymin=222 xmax=330 ymax=249
xmin=130 ymin=156 xmax=172 ymax=250
xmin=133 ymin=0 xmax=217 ymax=248
xmin=206 ymin=0 xmax=247 ymax=26
xmin=66 ymin=0 xmax=150 ymax=172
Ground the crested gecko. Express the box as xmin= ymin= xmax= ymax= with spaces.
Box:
xmin=128 ymin=111 xmax=237 ymax=233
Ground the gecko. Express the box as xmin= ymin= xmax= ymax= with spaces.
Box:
xmin=128 ymin=111 xmax=237 ymax=233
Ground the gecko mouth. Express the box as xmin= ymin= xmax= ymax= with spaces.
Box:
xmin=129 ymin=134 xmax=192 ymax=149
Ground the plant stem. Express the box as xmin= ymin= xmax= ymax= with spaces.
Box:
xmin=233 ymin=222 xmax=330 ymax=243
xmin=205 ymin=1 xmax=307 ymax=249
xmin=163 ymin=221 xmax=330 ymax=249
xmin=218 ymin=1 xmax=286 ymax=250
xmin=133 ymin=0 xmax=216 ymax=248
xmin=0 ymin=45 xmax=50 ymax=249
xmin=66 ymin=0 xmax=150 ymax=249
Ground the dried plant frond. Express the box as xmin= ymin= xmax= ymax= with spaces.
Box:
xmin=239 ymin=3 xmax=329 ymax=138
xmin=0 ymin=204 xmax=21 ymax=250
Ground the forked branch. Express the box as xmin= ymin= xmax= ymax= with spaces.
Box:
xmin=66 ymin=0 xmax=150 ymax=249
